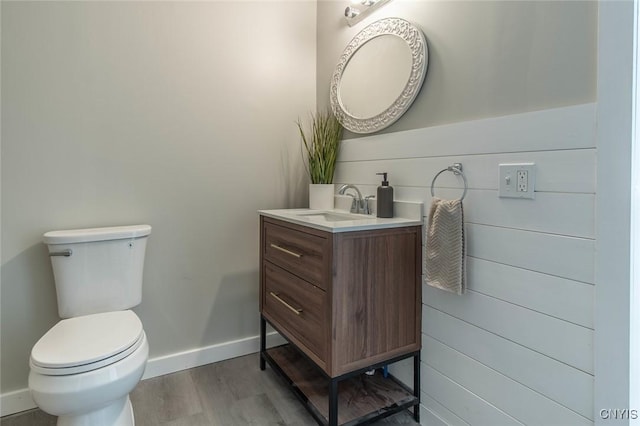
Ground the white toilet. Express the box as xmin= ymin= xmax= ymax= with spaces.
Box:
xmin=29 ymin=225 xmax=152 ymax=426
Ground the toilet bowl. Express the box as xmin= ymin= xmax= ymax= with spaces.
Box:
xmin=29 ymin=310 xmax=148 ymax=426
xmin=29 ymin=225 xmax=152 ymax=426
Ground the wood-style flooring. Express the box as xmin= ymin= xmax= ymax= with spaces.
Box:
xmin=0 ymin=352 xmax=419 ymax=426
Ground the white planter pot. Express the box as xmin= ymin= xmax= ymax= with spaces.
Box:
xmin=309 ymin=184 xmax=335 ymax=210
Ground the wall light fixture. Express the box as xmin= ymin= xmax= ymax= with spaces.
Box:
xmin=344 ymin=0 xmax=392 ymax=27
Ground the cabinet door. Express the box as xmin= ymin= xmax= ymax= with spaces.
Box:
xmin=332 ymin=228 xmax=422 ymax=375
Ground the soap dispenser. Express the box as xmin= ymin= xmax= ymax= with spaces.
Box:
xmin=376 ymin=172 xmax=394 ymax=218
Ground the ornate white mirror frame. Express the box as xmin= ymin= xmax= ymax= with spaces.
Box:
xmin=330 ymin=18 xmax=428 ymax=134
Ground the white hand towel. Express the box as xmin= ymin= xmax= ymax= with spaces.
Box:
xmin=425 ymin=197 xmax=466 ymax=295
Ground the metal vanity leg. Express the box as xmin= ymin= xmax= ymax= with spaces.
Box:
xmin=329 ymin=378 xmax=339 ymax=426
xmin=413 ymin=353 xmax=421 ymax=422
xmin=260 ymin=316 xmax=266 ymax=371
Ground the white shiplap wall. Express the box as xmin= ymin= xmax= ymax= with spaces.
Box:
xmin=333 ymin=103 xmax=596 ymax=425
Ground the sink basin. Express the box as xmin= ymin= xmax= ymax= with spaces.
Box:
xmin=294 ymin=211 xmax=368 ymax=222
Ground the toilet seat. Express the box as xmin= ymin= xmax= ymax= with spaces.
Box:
xmin=30 ymin=310 xmax=144 ymax=376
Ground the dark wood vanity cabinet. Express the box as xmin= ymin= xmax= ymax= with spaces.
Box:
xmin=259 ymin=215 xmax=422 ymax=425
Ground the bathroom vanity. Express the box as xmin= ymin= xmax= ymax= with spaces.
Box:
xmin=258 ymin=208 xmax=422 ymax=426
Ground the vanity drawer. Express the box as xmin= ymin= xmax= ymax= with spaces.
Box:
xmin=263 ymin=220 xmax=329 ymax=290
xmin=263 ymin=262 xmax=326 ymax=362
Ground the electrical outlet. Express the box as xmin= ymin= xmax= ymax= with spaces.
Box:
xmin=499 ymin=163 xmax=535 ymax=199
xmin=517 ymin=170 xmax=528 ymax=192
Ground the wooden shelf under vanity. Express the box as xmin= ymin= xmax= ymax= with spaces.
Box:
xmin=263 ymin=344 xmax=419 ymax=426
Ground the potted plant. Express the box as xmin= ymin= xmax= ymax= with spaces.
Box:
xmin=297 ymin=109 xmax=343 ymax=209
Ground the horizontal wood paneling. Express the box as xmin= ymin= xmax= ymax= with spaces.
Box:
xmin=467 ymin=224 xmax=595 ymax=284
xmin=338 ymin=103 xmax=596 ymax=162
xmin=422 ymin=336 xmax=592 ymax=426
xmin=333 ymin=104 xmax=596 ymax=425
xmin=467 ymin=257 xmax=594 ymax=328
xmin=423 ymin=306 xmax=594 ymax=418
xmin=423 ymin=284 xmax=593 ymax=374
xmin=461 ymin=191 xmax=594 ymax=238
xmin=421 ymin=241 xmax=594 ymax=328
xmin=335 ymin=149 xmax=596 ymax=194
xmin=420 ymin=393 xmax=471 ymax=426
xmin=338 ymin=186 xmax=594 ymax=239
xmin=422 ymin=364 xmax=523 ymax=426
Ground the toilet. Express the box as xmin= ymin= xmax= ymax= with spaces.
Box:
xmin=29 ymin=225 xmax=152 ymax=426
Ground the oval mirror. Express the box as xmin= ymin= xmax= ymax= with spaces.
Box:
xmin=330 ymin=18 xmax=428 ymax=134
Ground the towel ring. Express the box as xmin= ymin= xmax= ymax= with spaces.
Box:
xmin=430 ymin=163 xmax=468 ymax=201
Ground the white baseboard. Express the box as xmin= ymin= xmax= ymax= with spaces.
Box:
xmin=141 ymin=331 xmax=285 ymax=380
xmin=0 ymin=389 xmax=36 ymax=418
xmin=0 ymin=331 xmax=285 ymax=418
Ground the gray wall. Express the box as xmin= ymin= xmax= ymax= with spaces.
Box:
xmin=1 ymin=1 xmax=315 ymax=395
xmin=320 ymin=0 xmax=598 ymax=424
xmin=318 ymin=0 xmax=596 ymax=135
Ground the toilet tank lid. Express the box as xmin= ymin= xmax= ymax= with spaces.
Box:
xmin=43 ymin=224 xmax=151 ymax=244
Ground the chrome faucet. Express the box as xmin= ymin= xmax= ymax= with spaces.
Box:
xmin=337 ymin=184 xmax=371 ymax=214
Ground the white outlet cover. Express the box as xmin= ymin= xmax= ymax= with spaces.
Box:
xmin=499 ymin=163 xmax=536 ymax=199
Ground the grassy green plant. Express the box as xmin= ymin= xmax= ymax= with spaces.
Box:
xmin=297 ymin=110 xmax=343 ymax=184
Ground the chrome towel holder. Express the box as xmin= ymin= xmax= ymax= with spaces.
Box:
xmin=430 ymin=163 xmax=468 ymax=201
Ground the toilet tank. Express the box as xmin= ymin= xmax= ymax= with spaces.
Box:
xmin=43 ymin=225 xmax=152 ymax=319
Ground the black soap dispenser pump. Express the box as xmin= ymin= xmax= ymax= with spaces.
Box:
xmin=376 ymin=172 xmax=394 ymax=218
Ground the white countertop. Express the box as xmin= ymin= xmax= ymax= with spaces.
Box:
xmin=259 ymin=203 xmax=423 ymax=233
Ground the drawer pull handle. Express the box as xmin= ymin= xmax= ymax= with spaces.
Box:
xmin=270 ymin=292 xmax=303 ymax=315
xmin=270 ymin=243 xmax=302 ymax=259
